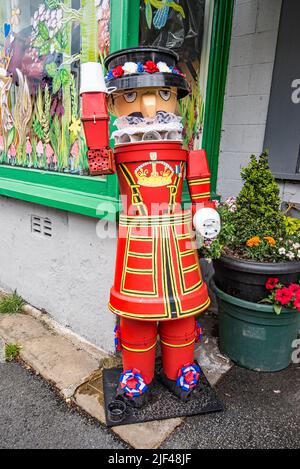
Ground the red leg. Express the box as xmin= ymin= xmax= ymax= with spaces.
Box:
xmin=159 ymin=317 xmax=196 ymax=380
xmin=120 ymin=317 xmax=158 ymax=384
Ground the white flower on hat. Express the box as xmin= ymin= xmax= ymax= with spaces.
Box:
xmin=157 ymin=62 xmax=171 ymax=73
xmin=122 ymin=62 xmax=138 ymax=75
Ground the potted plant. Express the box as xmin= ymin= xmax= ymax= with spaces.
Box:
xmin=202 ymin=152 xmax=300 ymax=303
xmin=262 ymin=278 xmax=300 ymax=315
xmin=213 ymin=280 xmax=300 ymax=371
xmin=200 ymin=152 xmax=300 ymax=371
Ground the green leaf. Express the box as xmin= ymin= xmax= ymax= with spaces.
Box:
xmin=52 ymin=73 xmax=62 ymax=94
xmin=166 ymin=1 xmax=186 ymax=18
xmin=45 ymin=0 xmax=60 ymax=9
xmin=39 ymin=42 xmax=50 ymax=56
xmin=45 ymin=62 xmax=58 ymax=78
xmin=260 ymin=299 xmax=273 ymax=304
xmin=7 ymin=127 xmax=15 ymax=149
xmin=52 ymin=36 xmax=62 ymax=53
xmin=145 ymin=2 xmax=153 ymax=28
xmin=37 ymin=22 xmax=50 ymax=41
xmin=150 ymin=0 xmax=165 ymax=9
xmin=274 ymin=304 xmax=282 ymax=315
xmin=57 ymin=29 xmax=68 ymax=51
xmin=33 ymin=119 xmax=45 ymax=140
xmin=60 ymin=68 xmax=71 ymax=86
xmin=32 ymin=35 xmax=45 ymax=49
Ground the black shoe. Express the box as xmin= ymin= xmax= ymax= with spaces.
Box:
xmin=159 ymin=361 xmax=201 ymax=402
xmin=116 ymin=383 xmax=152 ymax=409
xmin=158 ymin=370 xmax=194 ymax=401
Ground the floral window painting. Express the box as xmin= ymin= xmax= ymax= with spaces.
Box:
xmin=0 ymin=0 xmax=110 ymax=175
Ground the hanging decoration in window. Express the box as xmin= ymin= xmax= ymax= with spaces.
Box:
xmin=143 ymin=0 xmax=185 ymax=30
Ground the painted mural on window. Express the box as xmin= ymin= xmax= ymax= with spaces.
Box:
xmin=0 ymin=0 xmax=110 ymax=174
xmin=140 ymin=0 xmax=206 ymax=150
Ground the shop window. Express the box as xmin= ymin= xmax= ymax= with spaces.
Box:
xmin=139 ymin=0 xmax=216 ymax=202
xmin=264 ymin=0 xmax=300 ymax=181
xmin=0 ymin=1 xmax=233 ymax=217
xmin=139 ymin=0 xmax=207 ymax=150
xmin=0 ymin=0 xmax=110 ymax=175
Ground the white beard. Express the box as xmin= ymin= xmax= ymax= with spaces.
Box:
xmin=112 ymin=112 xmax=183 ymax=145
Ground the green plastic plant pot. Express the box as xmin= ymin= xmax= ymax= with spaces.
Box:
xmin=214 ymin=286 xmax=300 ymax=372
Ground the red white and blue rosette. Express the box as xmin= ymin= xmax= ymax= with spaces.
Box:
xmin=119 ymin=369 xmax=149 ymax=398
xmin=176 ymin=363 xmax=201 ymax=392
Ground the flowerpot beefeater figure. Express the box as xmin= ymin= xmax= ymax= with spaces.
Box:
xmin=80 ymin=47 xmax=220 ymax=407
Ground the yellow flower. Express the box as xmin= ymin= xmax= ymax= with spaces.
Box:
xmin=264 ymin=236 xmax=276 ymax=247
xmin=246 ymin=237 xmax=261 ymax=247
xmin=69 ymin=118 xmax=81 ymax=137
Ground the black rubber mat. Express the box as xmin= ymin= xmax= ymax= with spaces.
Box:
xmin=103 ymin=366 xmax=224 ymax=427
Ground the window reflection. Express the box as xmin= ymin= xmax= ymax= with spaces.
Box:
xmin=139 ymin=0 xmax=206 ymax=150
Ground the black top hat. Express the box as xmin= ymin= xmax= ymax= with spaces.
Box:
xmin=104 ymin=46 xmax=189 ymax=100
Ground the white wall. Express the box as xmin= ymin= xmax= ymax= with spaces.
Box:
xmin=0 ymin=196 xmax=117 ymax=352
xmin=217 ymin=0 xmax=299 ymax=205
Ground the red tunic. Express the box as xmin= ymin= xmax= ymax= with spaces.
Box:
xmin=109 ymin=141 xmax=211 ymax=321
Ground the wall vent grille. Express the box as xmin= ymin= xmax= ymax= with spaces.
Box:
xmin=31 ymin=216 xmax=52 ymax=238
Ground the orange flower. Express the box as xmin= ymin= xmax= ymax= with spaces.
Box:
xmin=264 ymin=236 xmax=276 ymax=247
xmin=246 ymin=237 xmax=261 ymax=247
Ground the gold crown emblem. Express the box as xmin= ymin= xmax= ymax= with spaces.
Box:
xmin=135 ymin=162 xmax=174 ymax=187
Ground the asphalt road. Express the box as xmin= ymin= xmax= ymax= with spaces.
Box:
xmin=0 ymin=362 xmax=127 ymax=449
xmin=162 ymin=365 xmax=300 ymax=449
xmin=0 ymin=361 xmax=299 ymax=449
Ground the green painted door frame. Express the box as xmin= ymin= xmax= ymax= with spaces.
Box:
xmin=0 ymin=0 xmax=233 ymax=217
xmin=110 ymin=0 xmax=140 ymax=51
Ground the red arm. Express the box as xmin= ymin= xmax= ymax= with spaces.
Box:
xmin=186 ymin=150 xmax=216 ymax=217
xmin=81 ymin=92 xmax=115 ymax=176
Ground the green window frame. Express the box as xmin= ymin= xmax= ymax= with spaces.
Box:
xmin=0 ymin=0 xmax=233 ymax=219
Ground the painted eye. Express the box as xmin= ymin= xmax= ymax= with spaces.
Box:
xmin=159 ymin=90 xmax=171 ymax=101
xmin=124 ymin=92 xmax=137 ymax=103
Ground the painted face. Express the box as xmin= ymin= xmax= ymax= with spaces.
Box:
xmin=109 ymin=87 xmax=178 ymax=118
